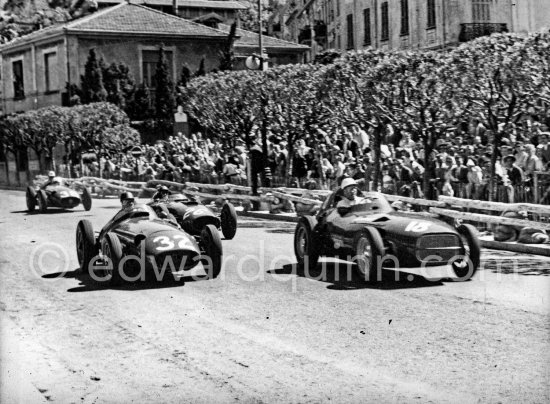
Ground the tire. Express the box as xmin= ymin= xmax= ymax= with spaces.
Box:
xmin=353 ymin=227 xmax=384 ymax=282
xmin=76 ymin=220 xmax=96 ymax=274
xmin=102 ymin=233 xmax=124 ymax=286
xmin=294 ymin=216 xmax=320 ymax=271
xmin=452 ymin=224 xmax=481 ymax=280
xmin=220 ymin=203 xmax=238 ymax=239
xmin=201 ymin=224 xmax=223 ymax=279
xmin=82 ymin=187 xmax=92 ymax=211
xmin=37 ymin=190 xmax=48 ymax=213
xmin=26 ymin=186 xmax=36 ymax=212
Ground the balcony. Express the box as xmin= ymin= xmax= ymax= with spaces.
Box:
xmin=298 ymin=21 xmax=327 ymax=44
xmin=459 ymin=23 xmax=508 ymax=42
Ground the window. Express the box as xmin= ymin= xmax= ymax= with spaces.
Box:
xmin=400 ymin=0 xmax=409 ymax=36
xmin=142 ymin=49 xmax=173 ymax=88
xmin=472 ymin=0 xmax=491 ymax=22
xmin=336 ymin=0 xmax=340 ymax=16
xmin=44 ymin=52 xmax=58 ymax=92
xmin=363 ymin=8 xmax=371 ymax=45
xmin=427 ymin=0 xmax=436 ymax=29
xmin=381 ymin=2 xmax=389 ymax=41
xmin=346 ymin=14 xmax=354 ymax=49
xmin=12 ymin=60 xmax=24 ymax=99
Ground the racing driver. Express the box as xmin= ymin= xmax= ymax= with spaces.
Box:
xmin=337 ymin=177 xmax=369 ymax=209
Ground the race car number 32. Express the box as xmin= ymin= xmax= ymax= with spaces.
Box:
xmin=153 ymin=235 xmax=189 ymax=251
xmin=405 ymin=221 xmax=431 ymax=232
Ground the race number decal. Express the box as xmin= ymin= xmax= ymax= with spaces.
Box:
xmin=183 ymin=209 xmax=207 ymax=219
xmin=153 ymin=235 xmax=190 ymax=251
xmin=405 ymin=221 xmax=431 ymax=233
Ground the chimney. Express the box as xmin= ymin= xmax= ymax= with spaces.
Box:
xmin=172 ymin=0 xmax=178 ymax=16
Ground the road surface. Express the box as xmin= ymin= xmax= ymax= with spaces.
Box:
xmin=0 ymin=190 xmax=549 ymax=403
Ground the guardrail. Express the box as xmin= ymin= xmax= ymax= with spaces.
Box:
xmin=32 ymin=175 xmax=550 ymax=256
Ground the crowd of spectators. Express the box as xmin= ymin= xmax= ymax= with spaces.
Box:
xmin=59 ymin=116 xmax=550 ymax=204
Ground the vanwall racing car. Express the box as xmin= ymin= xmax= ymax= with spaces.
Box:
xmin=75 ymin=204 xmax=222 ymax=285
xmin=148 ymin=192 xmax=238 ymax=240
xmin=27 ymin=177 xmax=92 ymax=212
xmin=294 ymin=190 xmax=480 ymax=282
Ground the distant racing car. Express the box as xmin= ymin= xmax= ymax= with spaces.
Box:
xmin=75 ymin=204 xmax=222 ymax=285
xmin=294 ymin=190 xmax=480 ymax=281
xmin=148 ymin=192 xmax=238 ymax=240
xmin=26 ymin=177 xmax=92 ymax=213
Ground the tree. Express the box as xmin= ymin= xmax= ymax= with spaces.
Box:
xmin=219 ymin=22 xmax=237 ymax=71
xmin=195 ymin=58 xmax=206 ymax=77
xmin=127 ymin=83 xmax=153 ymax=122
xmin=80 ymin=48 xmax=107 ymax=104
xmin=154 ymin=45 xmax=176 ymax=138
xmin=102 ymin=62 xmax=135 ymax=109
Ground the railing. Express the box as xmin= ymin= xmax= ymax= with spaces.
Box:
xmin=459 ymin=23 xmax=508 ymax=42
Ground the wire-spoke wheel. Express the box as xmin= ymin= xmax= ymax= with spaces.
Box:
xmin=451 ymin=224 xmax=480 ymax=280
xmin=354 ymin=227 xmax=384 ymax=282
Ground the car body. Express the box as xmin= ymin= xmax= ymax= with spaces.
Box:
xmin=75 ymin=204 xmax=222 ymax=285
xmin=26 ymin=177 xmax=92 ymax=212
xmin=294 ymin=190 xmax=480 ymax=281
xmin=148 ymin=192 xmax=238 ymax=240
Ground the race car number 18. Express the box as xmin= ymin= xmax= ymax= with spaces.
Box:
xmin=405 ymin=221 xmax=430 ymax=232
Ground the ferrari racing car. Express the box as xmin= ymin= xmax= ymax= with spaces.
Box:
xmin=75 ymin=202 xmax=222 ymax=285
xmin=294 ymin=189 xmax=480 ymax=282
xmin=148 ymin=190 xmax=238 ymax=240
xmin=26 ymin=177 xmax=92 ymax=213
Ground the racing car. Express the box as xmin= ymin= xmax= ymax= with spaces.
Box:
xmin=26 ymin=177 xmax=92 ymax=213
xmin=148 ymin=191 xmax=238 ymax=240
xmin=75 ymin=204 xmax=222 ymax=285
xmin=294 ymin=190 xmax=480 ymax=282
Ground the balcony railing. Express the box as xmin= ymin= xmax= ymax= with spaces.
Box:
xmin=459 ymin=23 xmax=508 ymax=42
xmin=298 ymin=22 xmax=327 ymax=44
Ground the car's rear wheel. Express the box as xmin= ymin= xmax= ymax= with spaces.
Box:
xmin=76 ymin=220 xmax=96 ymax=274
xmin=354 ymin=227 xmax=384 ymax=282
xmin=82 ymin=187 xmax=92 ymax=211
xmin=37 ymin=190 xmax=48 ymax=213
xmin=294 ymin=216 xmax=319 ymax=271
xmin=452 ymin=224 xmax=480 ymax=280
xmin=26 ymin=186 xmax=36 ymax=212
xmin=220 ymin=203 xmax=238 ymax=239
xmin=201 ymin=224 xmax=222 ymax=279
xmin=102 ymin=233 xmax=124 ymax=286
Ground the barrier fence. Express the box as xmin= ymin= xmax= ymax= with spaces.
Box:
xmin=24 ymin=174 xmax=550 ymax=257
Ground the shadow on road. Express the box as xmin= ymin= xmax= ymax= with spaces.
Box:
xmin=268 ymin=263 xmax=444 ymax=291
xmin=41 ymin=268 xmax=208 ymax=292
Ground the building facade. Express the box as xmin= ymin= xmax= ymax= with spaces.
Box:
xmin=0 ymin=3 xmax=229 ymax=115
xmin=280 ymin=0 xmax=550 ymax=60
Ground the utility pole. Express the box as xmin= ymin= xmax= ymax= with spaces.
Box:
xmin=258 ymin=0 xmax=264 ymax=70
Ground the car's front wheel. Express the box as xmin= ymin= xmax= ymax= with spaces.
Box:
xmin=201 ymin=224 xmax=222 ymax=279
xmin=82 ymin=187 xmax=92 ymax=211
xmin=102 ymin=233 xmax=124 ymax=286
xmin=76 ymin=220 xmax=96 ymax=274
xmin=294 ymin=217 xmax=319 ymax=271
xmin=220 ymin=203 xmax=238 ymax=239
xmin=37 ymin=190 xmax=48 ymax=213
xmin=26 ymin=186 xmax=36 ymax=212
xmin=354 ymin=227 xmax=384 ymax=282
xmin=451 ymin=224 xmax=480 ymax=280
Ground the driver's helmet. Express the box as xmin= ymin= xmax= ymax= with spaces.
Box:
xmin=120 ymin=191 xmax=135 ymax=209
xmin=155 ymin=185 xmax=171 ymax=200
xmin=48 ymin=170 xmax=56 ymax=179
xmin=340 ymin=177 xmax=358 ymax=190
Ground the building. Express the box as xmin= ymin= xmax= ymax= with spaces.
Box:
xmin=0 ymin=2 xmax=231 ymax=114
xmin=282 ymin=0 xmax=550 ymax=60
xmin=0 ymin=1 xmax=308 ymax=115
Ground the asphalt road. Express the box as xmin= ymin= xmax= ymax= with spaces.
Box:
xmin=1 ymin=190 xmax=549 ymax=404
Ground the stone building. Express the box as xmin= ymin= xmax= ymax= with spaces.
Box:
xmin=280 ymin=0 xmax=550 ymax=60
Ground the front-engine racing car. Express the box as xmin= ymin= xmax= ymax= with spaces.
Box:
xmin=294 ymin=189 xmax=480 ymax=282
xmin=26 ymin=176 xmax=92 ymax=213
xmin=147 ymin=188 xmax=238 ymax=240
xmin=75 ymin=202 xmax=222 ymax=285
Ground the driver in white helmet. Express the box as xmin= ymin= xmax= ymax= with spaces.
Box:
xmin=336 ymin=177 xmax=369 ymax=209
xmin=41 ymin=171 xmax=57 ymax=189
